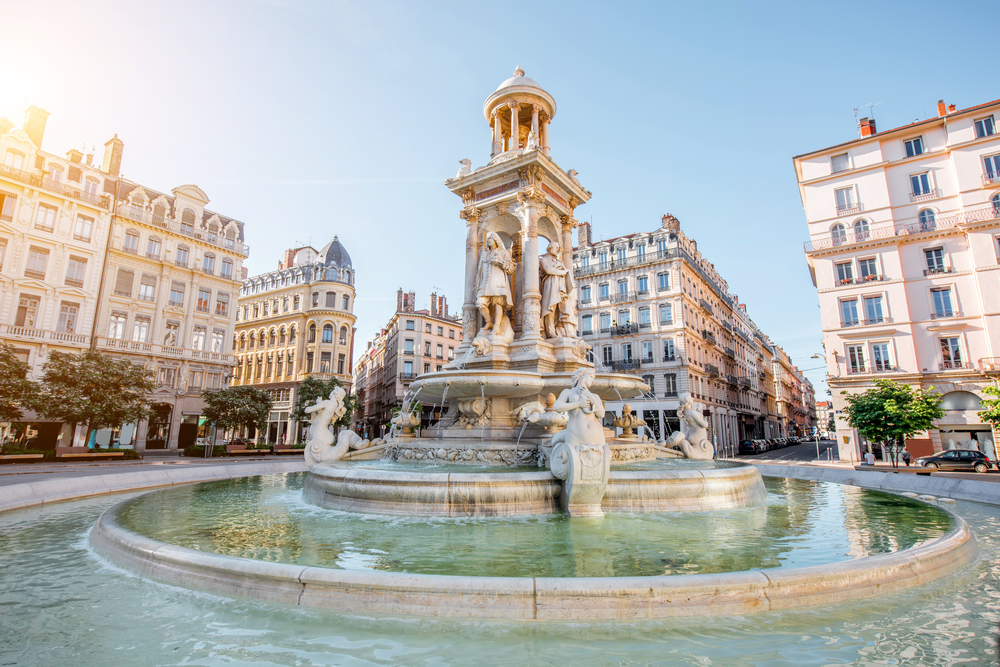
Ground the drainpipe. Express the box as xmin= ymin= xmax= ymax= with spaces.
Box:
xmin=90 ymin=178 xmax=121 ymax=350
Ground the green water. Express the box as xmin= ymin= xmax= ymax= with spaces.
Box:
xmin=113 ymin=473 xmax=952 ymax=577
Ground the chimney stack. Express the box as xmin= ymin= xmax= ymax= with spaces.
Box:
xmin=948 ymin=103 xmax=956 ymax=113
xmin=23 ymin=105 xmax=49 ymax=148
xmin=66 ymin=149 xmax=82 ymax=164
xmin=859 ymin=117 xmax=877 ymax=137
xmin=577 ymin=221 xmax=591 ymax=246
xmin=937 ymin=99 xmax=947 ymax=116
xmin=661 ymin=213 xmax=680 ymax=232
xmin=101 ymin=134 xmax=124 ymax=176
xmin=430 ymin=292 xmax=438 ymax=317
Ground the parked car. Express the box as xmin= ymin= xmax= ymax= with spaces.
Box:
xmin=915 ymin=449 xmax=994 ymax=473
xmin=738 ymin=440 xmax=757 ymax=455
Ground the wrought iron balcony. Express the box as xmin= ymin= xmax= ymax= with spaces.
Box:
xmin=399 ymin=373 xmax=417 ymax=381
xmin=939 ymin=361 xmax=973 ymax=370
xmin=848 ymin=365 xmax=899 ymax=375
xmin=702 ymin=330 xmax=717 ymax=345
xmin=609 ymin=359 xmax=640 ymax=372
xmin=723 ymin=346 xmax=735 ymax=358
xmin=611 ymin=323 xmax=639 ymax=336
xmin=660 ymin=318 xmax=673 ymax=326
xmin=836 ymin=203 xmax=863 ymax=215
xmin=862 ymin=316 xmax=892 ymax=325
xmin=611 ymin=291 xmax=637 ymax=304
xmin=739 ymin=377 xmax=752 ymax=387
xmin=579 ymin=298 xmax=592 ymax=305
xmin=663 ymin=354 xmax=676 ymax=362
xmin=699 ymin=299 xmax=714 ymax=315
xmin=923 ymin=266 xmax=953 ymax=276
xmin=582 ymin=329 xmax=594 ymax=336
xmin=639 ymin=356 xmax=656 ymax=365
xmin=721 ymin=320 xmax=732 ymax=331
xmin=705 ymin=363 xmax=719 ymax=377
xmin=836 ymin=274 xmax=887 ymax=287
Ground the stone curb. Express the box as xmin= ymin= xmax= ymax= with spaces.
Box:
xmin=0 ymin=461 xmax=309 ymax=514
xmin=749 ymin=463 xmax=1000 ymax=506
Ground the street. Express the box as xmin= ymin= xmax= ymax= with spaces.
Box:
xmin=736 ymin=438 xmax=839 ymax=462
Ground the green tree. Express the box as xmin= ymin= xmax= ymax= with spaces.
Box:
xmin=977 ymin=386 xmax=1000 ymax=432
xmin=35 ymin=350 xmax=156 ymax=447
xmin=292 ymin=376 xmax=356 ymax=430
xmin=201 ymin=386 xmax=272 ymax=442
xmin=841 ymin=379 xmax=945 ymax=467
xmin=0 ymin=343 xmax=37 ymax=424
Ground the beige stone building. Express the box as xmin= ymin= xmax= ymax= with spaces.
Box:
xmin=0 ymin=106 xmax=249 ymax=451
xmin=353 ymin=290 xmax=460 ymax=438
xmin=232 ymin=240 xmax=357 ymax=443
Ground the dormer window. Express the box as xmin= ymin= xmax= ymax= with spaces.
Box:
xmin=904 ymin=137 xmax=924 ymax=157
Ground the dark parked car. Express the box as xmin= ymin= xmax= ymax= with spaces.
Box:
xmin=739 ymin=440 xmax=758 ymax=455
xmin=915 ymin=449 xmax=994 ymax=473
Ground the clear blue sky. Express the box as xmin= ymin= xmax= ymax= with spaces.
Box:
xmin=2 ymin=0 xmax=996 ymax=398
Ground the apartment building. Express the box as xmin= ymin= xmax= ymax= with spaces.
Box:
xmin=573 ymin=214 xmax=809 ymax=451
xmin=0 ymin=106 xmax=248 ymax=451
xmin=353 ymin=290 xmax=460 ymax=437
xmin=796 ymin=97 xmax=1000 ymax=462
xmin=232 ymin=240 xmax=357 ymax=443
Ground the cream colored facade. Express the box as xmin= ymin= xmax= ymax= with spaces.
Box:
xmin=232 ymin=240 xmax=356 ymax=443
xmin=354 ymin=290 xmax=460 ymax=437
xmin=1 ymin=106 xmax=248 ymax=451
xmin=795 ymin=97 xmax=1000 ymax=462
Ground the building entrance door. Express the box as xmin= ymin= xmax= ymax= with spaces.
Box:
xmin=178 ymin=414 xmax=200 ymax=450
xmin=145 ymin=404 xmax=172 ymax=449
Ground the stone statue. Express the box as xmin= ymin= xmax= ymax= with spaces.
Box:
xmin=525 ymin=130 xmax=539 ymax=151
xmin=475 ymin=231 xmax=515 ymax=337
xmin=665 ymin=392 xmax=713 ymax=459
xmin=612 ymin=403 xmax=646 ymax=438
xmin=547 ymin=368 xmax=611 ymax=516
xmin=304 ymin=387 xmax=368 ymax=467
xmin=456 ymin=159 xmax=472 ymax=178
xmin=539 ymin=241 xmax=573 ymax=339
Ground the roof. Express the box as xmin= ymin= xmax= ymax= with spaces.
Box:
xmin=317 ymin=235 xmax=352 ymax=269
xmin=793 ymin=97 xmax=1000 ymax=159
xmin=494 ymin=66 xmax=545 ymax=93
xmin=119 ymin=178 xmax=246 ymax=242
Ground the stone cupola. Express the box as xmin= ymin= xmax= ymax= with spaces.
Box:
xmin=482 ymin=67 xmax=556 ymax=160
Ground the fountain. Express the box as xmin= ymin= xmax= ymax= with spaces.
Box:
xmin=87 ymin=68 xmax=980 ymax=625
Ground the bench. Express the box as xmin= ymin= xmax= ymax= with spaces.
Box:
xmin=225 ymin=445 xmax=267 ymax=456
xmin=55 ymin=447 xmax=125 ymax=460
xmin=854 ymin=465 xmax=932 ymax=475
xmin=0 ymin=454 xmax=45 ymax=463
xmin=272 ymin=446 xmax=304 ymax=455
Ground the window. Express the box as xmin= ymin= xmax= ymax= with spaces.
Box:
xmin=617 ymin=247 xmax=626 ymax=263
xmin=403 ymin=360 xmax=413 ymax=376
xmin=600 ymin=312 xmax=611 ymax=330
xmin=840 ymin=298 xmax=859 ymax=326
xmin=34 ymin=204 xmax=57 ymax=232
xmin=858 ymin=258 xmax=878 ymax=279
xmin=108 ymin=312 xmax=128 ymax=339
xmin=617 ymin=279 xmax=628 ymax=295
xmin=158 ymin=367 xmax=176 ymax=388
xmin=910 ymin=172 xmax=932 ymax=197
xmin=637 ymin=275 xmax=649 ymax=293
xmin=308 ymin=323 xmax=317 ymax=343
xmin=863 ymin=295 xmax=884 ymax=324
xmin=853 ymin=219 xmax=869 ymax=240
xmin=221 ymin=258 xmax=233 ymax=279
xmin=657 ymin=272 xmax=670 ymax=291
xmin=581 ymin=254 xmax=590 ymax=268
xmin=293 ymin=295 xmax=300 ymax=310
xmin=342 ymin=295 xmax=349 ymax=310
xmin=216 ymin=292 xmax=229 ymax=316
xmin=146 ymin=238 xmax=161 ymax=259
xmin=65 ymin=256 xmax=86 ymax=288
xmin=847 ymin=345 xmax=865 ymax=373
xmin=872 ymin=343 xmax=892 ymax=371
xmin=904 ymin=137 xmax=924 ymax=157
xmin=73 ymin=215 xmax=93 ymax=242
xmin=664 ymin=373 xmax=677 ymax=396
xmin=835 ymin=187 xmax=856 ymax=212
xmin=639 ymin=306 xmax=651 ymax=326
xmin=84 ymin=178 xmax=99 ymax=195
xmin=656 ymin=238 xmax=667 ymax=255
xmin=994 ymin=193 xmax=1000 ymax=217
xmin=448 ymin=346 xmax=455 ymax=360
xmin=169 ymin=281 xmax=185 ymax=306
xmin=338 ymin=353 xmax=346 ymax=374
xmin=322 ymin=324 xmax=333 ymax=343
xmin=580 ymin=285 xmax=592 ymax=302
xmin=599 ymin=283 xmax=610 ymax=300
xmin=424 ymin=341 xmax=432 ymax=356
xmin=636 ymin=244 xmax=646 ymax=259
xmin=212 ymin=329 xmax=225 ymax=353
xmin=202 ymin=254 xmax=215 ymax=274
xmin=975 ymin=116 xmax=996 ymax=138
xmin=111 ymin=268 xmax=133 ymax=297
xmin=831 ymin=153 xmax=850 ymax=173
xmin=406 ymin=320 xmax=415 ymax=330
xmin=602 ymin=346 xmax=613 ymax=365
xmin=163 ymin=321 xmax=180 ymax=347
xmin=940 ymin=337 xmax=963 ymax=368
xmin=15 ymin=295 xmax=40 ymax=328
xmin=122 ymin=230 xmax=139 ymax=254
xmin=56 ymin=302 xmax=79 ymax=334
xmin=931 ymin=287 xmax=954 ymax=318
xmin=621 ymin=343 xmax=633 ymax=361
xmin=320 ymin=352 xmax=331 ymax=373
xmin=641 ymin=340 xmax=653 ymax=361
xmin=289 ymin=327 xmax=296 ymax=343
xmin=425 ymin=323 xmax=432 ymax=333
xmin=325 ymin=292 xmax=337 ymax=308
xmin=436 ymin=343 xmax=443 ymax=358
xmin=175 ymin=246 xmax=189 ymax=266
xmin=924 ymin=248 xmax=945 ymax=273
xmin=659 ymin=303 xmax=672 ymax=324
xmin=918 ymin=209 xmax=936 ymax=228
xmin=132 ymin=317 xmax=150 ymax=343
xmin=449 ymin=329 xmax=455 ymax=339
xmin=831 ymin=223 xmax=846 ymax=245
xmin=664 ymin=339 xmax=675 ymax=361
xmin=341 ymin=326 xmax=349 ymax=344
xmin=191 ymin=326 xmax=207 ymax=351
xmin=197 ymin=288 xmax=211 ymax=312
xmin=0 ymin=191 xmax=15 ymax=222
xmin=618 ymin=309 xmax=631 ymax=324
xmin=181 ymin=208 xmax=196 ymax=231
xmin=582 ymin=314 xmax=593 ymax=333
xmin=48 ymin=165 xmax=63 ymax=182
xmin=836 ymin=261 xmax=853 ymax=284
xmin=3 ymin=149 xmax=24 ymax=170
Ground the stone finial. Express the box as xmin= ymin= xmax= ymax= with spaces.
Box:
xmin=545 ymin=393 xmax=556 ymax=409
xmin=513 ymin=66 xmax=525 ymax=77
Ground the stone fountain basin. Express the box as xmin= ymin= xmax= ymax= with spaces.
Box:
xmin=409 ymin=370 xmax=648 ymax=403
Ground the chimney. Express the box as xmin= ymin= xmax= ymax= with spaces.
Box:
xmin=66 ymin=149 xmax=83 ymax=164
xmin=430 ymin=292 xmax=438 ymax=317
xmin=407 ymin=291 xmax=415 ymax=312
xmin=948 ymin=104 xmax=956 ymax=113
xmin=0 ymin=118 xmax=13 ymax=135
xmin=101 ymin=134 xmax=124 ymax=176
xmin=281 ymin=248 xmax=297 ymax=270
xmin=397 ymin=288 xmax=404 ymax=312
xmin=937 ymin=100 xmax=947 ymax=117
xmin=661 ymin=213 xmax=680 ymax=232
xmin=84 ymin=152 xmax=93 ymax=166
xmin=859 ymin=117 xmax=877 ymax=137
xmin=23 ymin=105 xmax=49 ymax=148
xmin=441 ymin=295 xmax=448 ymax=317
xmin=577 ymin=221 xmax=591 ymax=246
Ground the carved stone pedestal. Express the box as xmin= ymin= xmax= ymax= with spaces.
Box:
xmin=549 ymin=441 xmax=611 ymax=517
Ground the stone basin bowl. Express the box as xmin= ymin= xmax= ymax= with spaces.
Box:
xmin=410 ymin=370 xmax=648 ymax=403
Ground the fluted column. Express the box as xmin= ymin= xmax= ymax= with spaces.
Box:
xmin=491 ymin=110 xmax=502 ymax=157
xmin=517 ymin=198 xmax=542 ymax=341
xmin=508 ymin=102 xmax=520 ymax=151
xmin=531 ymin=105 xmax=539 ymax=144
xmin=460 ymin=210 xmax=480 ymax=347
xmin=541 ymin=114 xmax=550 ymax=155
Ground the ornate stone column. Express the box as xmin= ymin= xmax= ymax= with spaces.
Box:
xmin=460 ymin=207 xmax=481 ymax=348
xmin=541 ymin=113 xmax=551 ymax=155
xmin=508 ymin=102 xmax=520 ymax=151
xmin=516 ymin=194 xmax=542 ymax=342
xmin=490 ymin=110 xmax=502 ymax=157
xmin=531 ymin=105 xmax=539 ymax=143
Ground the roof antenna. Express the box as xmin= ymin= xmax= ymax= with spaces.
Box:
xmin=853 ymin=102 xmax=883 ymax=136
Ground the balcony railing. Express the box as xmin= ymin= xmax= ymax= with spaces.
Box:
xmin=835 ymin=274 xmax=887 ymax=287
xmin=721 ymin=320 xmax=732 ymax=331
xmin=611 ymin=323 xmax=639 ymax=336
xmin=609 ymin=359 xmax=640 ymax=372
xmin=723 ymin=346 xmax=735 ymax=357
xmin=699 ymin=299 xmax=714 ymax=315
xmin=863 ymin=316 xmax=892 ymax=325
xmin=739 ymin=377 xmax=752 ymax=387
xmin=660 ymin=318 xmax=673 ymax=326
xmin=836 ymin=203 xmax=863 ymax=215
xmin=116 ymin=204 xmax=249 ymax=256
xmin=848 ymin=365 xmax=899 ymax=375
xmin=579 ymin=298 xmax=592 ymax=305
xmin=725 ymin=374 xmax=738 ymax=385
xmin=639 ymin=322 xmax=651 ymax=329
xmin=910 ymin=188 xmax=941 ymax=202
xmin=982 ymin=172 xmax=1000 ymax=187
xmin=399 ymin=373 xmax=417 ymax=381
xmin=598 ymin=293 xmax=610 ymax=301
xmin=923 ymin=266 xmax=953 ymax=276
xmin=930 ymin=310 xmax=961 ymax=320
xmin=805 ymin=201 xmax=1000 ymax=252
xmin=1 ymin=324 xmax=89 ymax=345
xmin=664 ymin=391 xmax=679 ymax=398
xmin=979 ymin=357 xmax=1000 ymax=372
xmin=702 ymin=330 xmax=717 ymax=345
xmin=939 ymin=361 xmax=973 ymax=370
xmin=573 ymin=249 xmax=677 ymax=278
xmin=0 ymin=164 xmax=112 ymax=210
xmin=611 ymin=291 xmax=637 ymax=304
xmin=705 ymin=363 xmax=719 ymax=377
xmin=639 ymin=356 xmax=656 ymax=366
xmin=582 ymin=329 xmax=594 ymax=336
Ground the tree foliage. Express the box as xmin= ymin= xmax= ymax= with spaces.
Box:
xmin=201 ymin=386 xmax=272 ymax=437
xmin=0 ymin=343 xmax=36 ymax=422
xmin=841 ymin=380 xmax=944 ymax=467
xmin=292 ymin=376 xmax=356 ymax=429
xmin=35 ymin=350 xmax=156 ymax=443
xmin=978 ymin=386 xmax=1000 ymax=430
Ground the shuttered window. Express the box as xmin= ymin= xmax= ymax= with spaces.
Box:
xmin=114 ymin=269 xmax=134 ymax=297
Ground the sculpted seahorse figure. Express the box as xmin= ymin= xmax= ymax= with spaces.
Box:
xmin=304 ymin=387 xmax=365 ymax=467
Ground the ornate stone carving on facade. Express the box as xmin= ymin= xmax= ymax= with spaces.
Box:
xmin=456 ymin=159 xmax=472 ymax=179
xmin=539 ymin=241 xmax=573 ymax=339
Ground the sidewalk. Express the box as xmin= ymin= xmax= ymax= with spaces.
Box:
xmin=733 ymin=456 xmax=1000 ymax=484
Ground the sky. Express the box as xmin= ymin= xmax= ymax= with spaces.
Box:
xmin=2 ymin=0 xmax=996 ymax=398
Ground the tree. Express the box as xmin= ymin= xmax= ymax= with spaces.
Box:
xmin=978 ymin=386 xmax=1000 ymax=432
xmin=292 ymin=376 xmax=356 ymax=430
xmin=201 ymin=386 xmax=272 ymax=442
xmin=841 ymin=380 xmax=944 ymax=467
xmin=0 ymin=343 xmax=37 ymax=423
xmin=35 ymin=350 xmax=156 ymax=447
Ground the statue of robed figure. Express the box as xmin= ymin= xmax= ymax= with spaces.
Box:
xmin=475 ymin=231 xmax=515 ymax=337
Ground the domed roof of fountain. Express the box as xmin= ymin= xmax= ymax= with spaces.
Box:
xmin=483 ymin=66 xmax=556 ymax=122
xmin=493 ymin=66 xmax=545 ymax=93
xmin=317 ymin=235 xmax=352 ymax=269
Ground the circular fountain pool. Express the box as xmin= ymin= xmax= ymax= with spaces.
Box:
xmin=90 ymin=472 xmax=979 ymax=620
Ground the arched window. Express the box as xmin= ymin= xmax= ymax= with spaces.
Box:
xmin=269 ymin=329 xmax=276 ymax=347
xmin=344 ymin=269 xmax=351 ymax=283
xmin=992 ymin=193 xmax=1000 ymax=216
xmin=289 ymin=326 xmax=296 ymax=344
xmin=853 ymin=219 xmax=869 ymax=240
xmin=248 ymin=333 xmax=255 ymax=349
xmin=239 ymin=334 xmax=246 ymax=350
xmin=831 ymin=223 xmax=846 ymax=245
xmin=181 ymin=208 xmax=196 ymax=225
xmin=322 ymin=324 xmax=334 ymax=343
xmin=918 ymin=209 xmax=936 ymax=229
xmin=308 ymin=323 xmax=316 ymax=343
xmin=339 ymin=326 xmax=348 ymax=344
xmin=279 ymin=328 xmax=286 ymax=345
